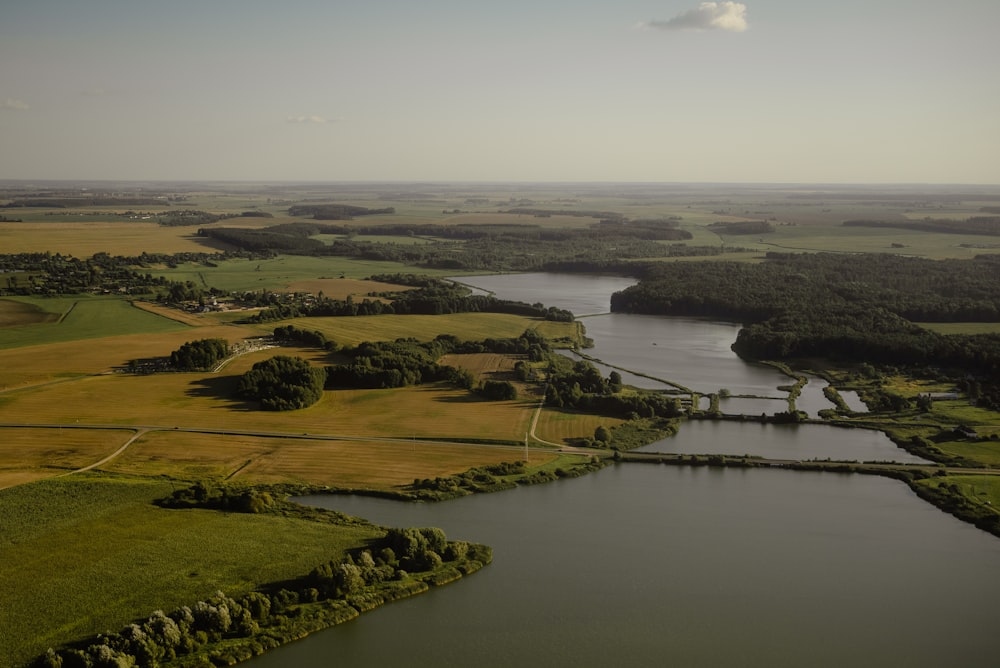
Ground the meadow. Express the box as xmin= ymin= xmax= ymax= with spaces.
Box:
xmin=0 ymin=473 xmax=382 ymax=667
xmin=249 ymin=312 xmax=579 ymax=348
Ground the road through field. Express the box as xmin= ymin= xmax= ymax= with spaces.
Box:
xmin=0 ymin=421 xmax=588 ymax=490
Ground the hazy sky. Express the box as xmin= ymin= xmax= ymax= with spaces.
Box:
xmin=2 ymin=0 xmax=998 ymax=183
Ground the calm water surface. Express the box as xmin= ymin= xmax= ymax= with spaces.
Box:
xmin=250 ymin=467 xmax=1000 ymax=668
xmin=638 ymin=420 xmax=929 ymax=463
xmin=246 ymin=273 xmax=997 ymax=667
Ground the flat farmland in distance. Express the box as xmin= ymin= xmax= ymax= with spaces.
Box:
xmin=150 ymin=255 xmax=462 ymax=292
xmin=0 ymin=427 xmax=134 ymax=489
xmin=106 ymin=431 xmax=555 ymax=488
xmin=737 ymin=224 xmax=1000 ymax=259
xmin=440 ymin=212 xmax=595 ymax=229
xmin=256 ymin=313 xmax=576 ymax=347
xmin=0 ymin=221 xmax=218 ymax=256
xmin=281 ymin=277 xmax=414 ymax=298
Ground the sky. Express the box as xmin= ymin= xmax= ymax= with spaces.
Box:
xmin=2 ymin=0 xmax=998 ymax=184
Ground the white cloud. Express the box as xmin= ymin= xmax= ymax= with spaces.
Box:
xmin=644 ymin=2 xmax=748 ymax=32
xmin=1 ymin=98 xmax=30 ymax=111
xmin=286 ymin=114 xmax=335 ymax=124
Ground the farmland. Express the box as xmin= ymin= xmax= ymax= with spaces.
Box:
xmin=3 ymin=180 xmax=1000 ymax=666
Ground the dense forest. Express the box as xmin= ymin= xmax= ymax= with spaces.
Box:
xmin=611 ymin=252 xmax=1000 ymax=408
xmin=197 ymin=219 xmax=705 ymax=273
xmin=236 ymin=355 xmax=327 ymax=411
xmin=169 ymin=338 xmax=230 ymax=371
xmin=611 ymin=253 xmax=1000 ymax=323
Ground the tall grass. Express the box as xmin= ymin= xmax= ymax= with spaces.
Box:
xmin=0 ymin=473 xmax=382 ymax=667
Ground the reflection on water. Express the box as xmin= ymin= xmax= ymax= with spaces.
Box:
xmin=244 ymin=272 xmax=996 ymax=668
xmin=637 ymin=419 xmax=930 ymax=463
xmin=249 ymin=467 xmax=1000 ymax=668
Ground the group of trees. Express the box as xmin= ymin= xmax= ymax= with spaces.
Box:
xmin=33 ymin=591 xmax=272 ymax=668
xmin=544 ymin=356 xmax=683 ymax=420
xmin=169 ymin=338 xmax=229 ymax=371
xmin=156 ymin=482 xmax=276 ymax=514
xmin=234 ymin=330 xmax=550 ymax=410
xmin=34 ymin=526 xmax=489 ymax=668
xmin=326 ymin=338 xmax=457 ymax=390
xmin=272 ymin=325 xmax=336 ymax=351
xmin=326 ymin=331 xmax=547 ymax=394
xmin=236 ymin=355 xmax=326 ymax=411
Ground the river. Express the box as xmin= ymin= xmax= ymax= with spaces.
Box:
xmin=246 ymin=272 xmax=1000 ymax=667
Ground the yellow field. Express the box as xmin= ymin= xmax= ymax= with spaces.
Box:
xmin=0 ymin=360 xmax=536 ymax=437
xmin=0 ymin=221 xmax=220 ymax=256
xmin=439 ymin=352 xmax=517 ymax=381
xmin=0 ymin=427 xmax=133 ymax=489
xmin=258 ymin=313 xmax=575 ymax=347
xmin=104 ymin=430 xmax=554 ymax=487
xmin=0 ymin=326 xmax=247 ymax=390
xmin=534 ymin=408 xmax=623 ymax=445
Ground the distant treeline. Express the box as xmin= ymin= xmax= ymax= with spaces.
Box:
xmin=287 ymin=204 xmax=395 ymax=219
xmin=245 ymin=275 xmax=575 ymax=323
xmin=3 ymin=196 xmax=166 ymax=208
xmin=843 ymin=216 xmax=1000 ymax=236
xmin=157 ymin=210 xmax=273 ymax=226
xmin=612 ymin=252 xmax=1000 ymax=323
xmin=198 ymin=220 xmax=699 ymax=272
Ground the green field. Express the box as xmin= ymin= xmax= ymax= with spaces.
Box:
xmin=0 ymin=296 xmax=189 ymax=349
xmin=0 ymin=473 xmax=382 ymax=667
xmin=249 ymin=312 xmax=577 ymax=348
xmin=151 ymin=255 xmax=464 ymax=293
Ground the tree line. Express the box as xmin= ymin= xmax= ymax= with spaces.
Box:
xmin=611 ymin=252 xmax=1000 ymax=409
xmin=843 ymin=216 xmax=1000 ymax=236
xmin=196 ymin=220 xmax=710 ymax=273
xmin=32 ymin=519 xmax=489 ymax=668
xmin=245 ymin=276 xmax=575 ymax=323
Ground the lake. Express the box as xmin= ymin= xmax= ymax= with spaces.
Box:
xmin=251 ymin=467 xmax=1000 ymax=667
xmin=245 ymin=272 xmax=998 ymax=667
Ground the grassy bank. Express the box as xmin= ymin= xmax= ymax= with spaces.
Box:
xmin=0 ymin=474 xmax=382 ymax=667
